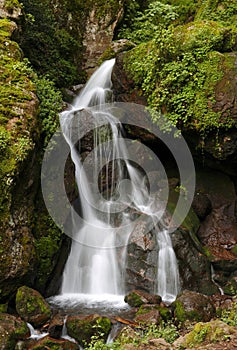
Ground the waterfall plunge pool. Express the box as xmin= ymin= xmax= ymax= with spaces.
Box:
xmin=48 ymin=293 xmax=131 ymax=317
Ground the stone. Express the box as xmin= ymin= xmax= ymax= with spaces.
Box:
xmin=112 ymin=52 xmax=147 ymax=105
xmin=66 ymin=314 xmax=111 ymax=347
xmin=48 ymin=314 xmax=65 ymax=339
xmin=83 ymin=4 xmax=124 ymax=76
xmin=173 ymin=320 xmax=236 ymax=349
xmin=173 ymin=290 xmax=215 ymax=323
xmin=0 ymin=313 xmax=29 ymax=350
xmin=29 ymin=336 xmax=79 ymax=349
xmin=16 ymin=286 xmax=51 ymax=327
xmin=124 ymin=290 xmax=161 ymax=307
xmin=192 ymin=191 xmax=212 ymax=220
xmin=134 ymin=305 xmax=161 ymax=325
xmin=125 ymin=215 xmax=158 ymax=293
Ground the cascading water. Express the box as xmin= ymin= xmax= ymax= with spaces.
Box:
xmin=59 ymin=59 xmax=180 ymax=304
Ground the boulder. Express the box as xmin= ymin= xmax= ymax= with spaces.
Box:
xmin=66 ymin=314 xmax=111 ymax=346
xmin=191 ymin=192 xmax=212 ymax=220
xmin=48 ymin=314 xmax=65 ymax=339
xmin=16 ymin=286 xmax=51 ymax=327
xmin=134 ymin=306 xmax=161 ymax=325
xmin=173 ymin=290 xmax=215 ymax=323
xmin=173 ymin=320 xmax=236 ymax=349
xmin=0 ymin=313 xmax=29 ymax=350
xmin=124 ymin=290 xmax=161 ymax=307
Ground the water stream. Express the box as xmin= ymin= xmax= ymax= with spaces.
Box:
xmin=58 ymin=59 xmax=180 ymax=305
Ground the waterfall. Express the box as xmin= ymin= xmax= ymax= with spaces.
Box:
xmin=60 ymin=59 xmax=180 ymax=303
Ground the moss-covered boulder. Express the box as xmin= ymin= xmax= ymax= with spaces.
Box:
xmin=134 ymin=303 xmax=171 ymax=325
xmin=173 ymin=290 xmax=215 ymax=323
xmin=66 ymin=314 xmax=111 ymax=347
xmin=124 ymin=290 xmax=161 ymax=307
xmin=0 ymin=313 xmax=29 ymax=350
xmin=16 ymin=286 xmax=51 ymax=327
xmin=174 ymin=320 xmax=236 ymax=349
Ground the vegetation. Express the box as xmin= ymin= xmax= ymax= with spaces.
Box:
xmin=85 ymin=322 xmax=179 ymax=349
xmin=121 ymin=0 xmax=237 ymax=136
xmin=19 ymin=0 xmax=86 ymax=88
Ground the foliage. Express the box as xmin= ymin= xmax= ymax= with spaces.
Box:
xmin=119 ymin=1 xmax=178 ymax=43
xmin=34 ymin=76 xmax=62 ymax=146
xmin=122 ymin=1 xmax=237 ymax=136
xmin=85 ymin=322 xmax=179 ymax=349
xmin=19 ymin=0 xmax=86 ymax=88
xmin=220 ymin=302 xmax=237 ymax=326
xmin=196 ymin=0 xmax=237 ymax=26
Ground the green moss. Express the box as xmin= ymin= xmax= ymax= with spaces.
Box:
xmin=123 ymin=2 xmax=237 ymax=138
xmin=0 ymin=18 xmax=37 ymax=224
xmin=20 ymin=0 xmax=87 ymax=88
xmin=183 ymin=320 xmax=232 ymax=348
xmin=4 ymin=0 xmax=22 ymax=12
xmin=124 ymin=291 xmax=145 ymax=307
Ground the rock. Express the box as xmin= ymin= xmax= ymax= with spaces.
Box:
xmin=29 ymin=335 xmax=79 ymax=349
xmin=134 ymin=305 xmax=161 ymax=325
xmin=16 ymin=286 xmax=51 ymax=327
xmin=173 ymin=290 xmax=215 ymax=323
xmin=124 ymin=290 xmax=161 ymax=307
xmin=112 ymin=52 xmax=147 ymax=104
xmin=125 ymin=215 xmax=158 ymax=293
xmin=100 ymin=39 xmax=135 ymax=62
xmin=148 ymin=338 xmax=171 ymax=349
xmin=173 ymin=320 xmax=236 ymax=349
xmin=172 ymin=228 xmax=219 ymax=295
xmin=66 ymin=314 xmax=111 ymax=346
xmin=0 ymin=313 xmax=29 ymax=350
xmin=83 ymin=4 xmax=124 ymax=76
xmin=192 ymin=192 xmax=212 ymax=220
xmin=48 ymin=314 xmax=65 ymax=339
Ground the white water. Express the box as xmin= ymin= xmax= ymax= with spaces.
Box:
xmin=60 ymin=59 xmax=180 ymax=304
xmin=27 ymin=323 xmax=48 ymax=340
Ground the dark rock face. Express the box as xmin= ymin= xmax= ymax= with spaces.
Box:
xmin=192 ymin=192 xmax=212 ymax=220
xmin=112 ymin=53 xmax=147 ymax=104
xmin=83 ymin=5 xmax=123 ymax=76
xmin=125 ymin=216 xmax=158 ymax=293
xmin=172 ymin=229 xmax=219 ymax=295
xmin=0 ymin=313 xmax=29 ymax=350
xmin=66 ymin=314 xmax=111 ymax=347
xmin=48 ymin=314 xmax=65 ymax=339
xmin=16 ymin=286 xmax=51 ymax=327
xmin=173 ymin=290 xmax=215 ymax=323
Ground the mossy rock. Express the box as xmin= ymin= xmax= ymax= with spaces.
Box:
xmin=223 ymin=278 xmax=237 ymax=296
xmin=177 ymin=320 xmax=235 ymax=348
xmin=174 ymin=20 xmax=237 ymax=52
xmin=0 ymin=313 xmax=29 ymax=350
xmin=173 ymin=290 xmax=215 ymax=323
xmin=124 ymin=290 xmax=161 ymax=307
xmin=16 ymin=286 xmax=51 ymax=327
xmin=66 ymin=314 xmax=111 ymax=347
